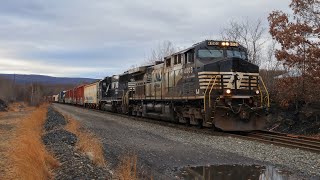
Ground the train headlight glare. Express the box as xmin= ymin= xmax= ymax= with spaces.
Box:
xmin=255 ymin=90 xmax=260 ymax=95
xmin=226 ymin=89 xmax=231 ymax=94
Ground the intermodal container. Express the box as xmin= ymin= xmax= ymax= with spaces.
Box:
xmin=74 ymin=85 xmax=85 ymax=105
xmin=84 ymin=81 xmax=99 ymax=107
xmin=65 ymin=89 xmax=74 ymax=104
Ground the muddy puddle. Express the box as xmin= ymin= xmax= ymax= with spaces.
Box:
xmin=178 ymin=164 xmax=304 ymax=180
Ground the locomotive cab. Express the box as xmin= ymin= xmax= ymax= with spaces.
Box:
xmin=192 ymin=40 xmax=269 ymax=131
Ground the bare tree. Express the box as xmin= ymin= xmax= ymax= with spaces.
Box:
xmin=221 ymin=18 xmax=266 ymax=66
xmin=0 ymin=75 xmax=75 ymax=106
xmin=0 ymin=77 xmax=14 ymax=102
xmin=145 ymin=41 xmax=176 ymax=64
xmin=265 ymin=40 xmax=282 ymax=71
xmin=260 ymin=40 xmax=284 ymax=92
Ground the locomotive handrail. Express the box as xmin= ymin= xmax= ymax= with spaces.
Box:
xmin=258 ymin=76 xmax=270 ymax=108
xmin=208 ymin=75 xmax=220 ymax=108
xmin=204 ymin=75 xmax=215 ymax=111
xmin=204 ymin=75 xmax=220 ymax=111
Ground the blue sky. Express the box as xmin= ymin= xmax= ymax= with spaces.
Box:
xmin=0 ymin=0 xmax=290 ymax=78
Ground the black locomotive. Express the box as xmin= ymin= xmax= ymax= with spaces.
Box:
xmin=92 ymin=40 xmax=270 ymax=131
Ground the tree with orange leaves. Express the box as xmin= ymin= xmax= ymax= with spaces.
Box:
xmin=268 ymin=0 xmax=320 ymax=105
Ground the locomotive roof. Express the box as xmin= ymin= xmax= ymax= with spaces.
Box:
xmin=165 ymin=40 xmax=246 ymax=58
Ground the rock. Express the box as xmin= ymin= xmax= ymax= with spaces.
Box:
xmin=44 ymin=107 xmax=67 ymax=131
xmin=42 ymin=129 xmax=77 ymax=146
xmin=86 ymin=152 xmax=94 ymax=161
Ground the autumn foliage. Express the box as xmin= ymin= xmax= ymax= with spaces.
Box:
xmin=268 ymin=0 xmax=320 ymax=104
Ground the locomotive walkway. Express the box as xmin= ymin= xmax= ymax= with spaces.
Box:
xmin=52 ymin=103 xmax=320 ymax=179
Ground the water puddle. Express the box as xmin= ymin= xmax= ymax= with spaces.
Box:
xmin=178 ymin=164 xmax=298 ymax=180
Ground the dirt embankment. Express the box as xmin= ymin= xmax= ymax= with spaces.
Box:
xmin=268 ymin=102 xmax=320 ymax=137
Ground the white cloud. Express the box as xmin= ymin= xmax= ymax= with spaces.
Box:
xmin=0 ymin=0 xmax=291 ymax=78
xmin=0 ymin=58 xmax=118 ymax=77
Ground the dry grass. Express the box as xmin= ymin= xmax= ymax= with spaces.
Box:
xmin=115 ymin=155 xmax=154 ymax=180
xmin=64 ymin=116 xmax=106 ymax=167
xmin=7 ymin=102 xmax=27 ymax=112
xmin=116 ymin=155 xmax=138 ymax=180
xmin=6 ymin=105 xmax=59 ymax=180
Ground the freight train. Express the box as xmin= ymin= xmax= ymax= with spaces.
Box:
xmin=50 ymin=40 xmax=270 ymax=131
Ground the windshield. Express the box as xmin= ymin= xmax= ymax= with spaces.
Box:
xmin=198 ymin=49 xmax=224 ymax=58
xmin=227 ymin=50 xmax=247 ymax=60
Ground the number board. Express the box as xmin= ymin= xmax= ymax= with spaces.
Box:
xmin=207 ymin=41 xmax=239 ymax=47
xmin=207 ymin=41 xmax=220 ymax=46
xmin=229 ymin=42 xmax=239 ymax=46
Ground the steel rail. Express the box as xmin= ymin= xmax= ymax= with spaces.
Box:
xmin=229 ymin=130 xmax=320 ymax=153
xmin=52 ymin=103 xmax=320 ymax=154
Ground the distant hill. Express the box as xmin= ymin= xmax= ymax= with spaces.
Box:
xmin=0 ymin=74 xmax=98 ymax=85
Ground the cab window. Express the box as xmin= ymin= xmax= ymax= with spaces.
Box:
xmin=198 ymin=49 xmax=223 ymax=58
xmin=227 ymin=50 xmax=247 ymax=60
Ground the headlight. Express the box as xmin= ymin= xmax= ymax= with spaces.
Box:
xmin=255 ymin=90 xmax=260 ymax=95
xmin=226 ymin=89 xmax=231 ymax=94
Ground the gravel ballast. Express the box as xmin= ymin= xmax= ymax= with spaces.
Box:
xmin=44 ymin=107 xmax=67 ymax=131
xmin=42 ymin=107 xmax=109 ymax=180
xmin=53 ymin=104 xmax=320 ymax=179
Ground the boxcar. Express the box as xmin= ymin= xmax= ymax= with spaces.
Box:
xmin=74 ymin=85 xmax=85 ymax=106
xmin=84 ymin=82 xmax=99 ymax=108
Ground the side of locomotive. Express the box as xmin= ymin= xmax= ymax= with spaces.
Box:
xmin=53 ymin=40 xmax=269 ymax=131
xmin=101 ymin=40 xmax=270 ymax=131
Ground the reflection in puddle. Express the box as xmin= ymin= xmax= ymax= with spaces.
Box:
xmin=179 ymin=165 xmax=295 ymax=180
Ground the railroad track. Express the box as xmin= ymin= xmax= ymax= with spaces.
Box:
xmin=229 ymin=130 xmax=320 ymax=153
xmin=53 ymin=103 xmax=320 ymax=154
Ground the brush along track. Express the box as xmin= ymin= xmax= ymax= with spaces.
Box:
xmin=54 ymin=103 xmax=320 ymax=154
xmin=229 ymin=130 xmax=320 ymax=153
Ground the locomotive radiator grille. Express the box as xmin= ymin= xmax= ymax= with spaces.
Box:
xmin=128 ymin=82 xmax=136 ymax=91
xmin=198 ymin=72 xmax=259 ymax=90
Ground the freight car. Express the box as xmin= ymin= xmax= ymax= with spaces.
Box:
xmin=64 ymin=89 xmax=74 ymax=104
xmin=74 ymin=85 xmax=85 ymax=106
xmin=84 ymin=81 xmax=99 ymax=108
xmin=56 ymin=40 xmax=270 ymax=131
xmin=53 ymin=94 xmax=59 ymax=102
